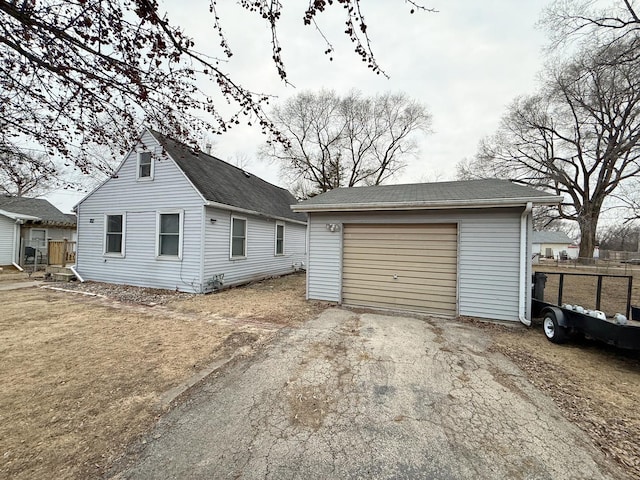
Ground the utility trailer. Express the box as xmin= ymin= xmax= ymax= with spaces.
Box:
xmin=532 ymin=271 xmax=640 ymax=350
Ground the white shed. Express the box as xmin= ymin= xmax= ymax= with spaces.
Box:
xmin=292 ymin=180 xmax=561 ymax=323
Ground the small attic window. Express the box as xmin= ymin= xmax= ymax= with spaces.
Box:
xmin=137 ymin=152 xmax=153 ymax=180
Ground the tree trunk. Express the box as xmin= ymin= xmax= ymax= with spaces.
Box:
xmin=577 ymin=209 xmax=600 ymax=260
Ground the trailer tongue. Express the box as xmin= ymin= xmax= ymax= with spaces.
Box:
xmin=532 ymin=271 xmax=640 ymax=350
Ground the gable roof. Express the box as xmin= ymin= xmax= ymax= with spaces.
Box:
xmin=149 ymin=130 xmax=306 ymax=223
xmin=532 ymin=231 xmax=573 ymax=244
xmin=0 ymin=196 xmax=76 ymax=226
xmin=292 ymin=179 xmax=562 ymax=212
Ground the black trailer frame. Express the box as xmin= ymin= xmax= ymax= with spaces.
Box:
xmin=532 ymin=271 xmax=640 ymax=350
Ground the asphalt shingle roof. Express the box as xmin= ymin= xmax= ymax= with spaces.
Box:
xmin=294 ymin=179 xmax=559 ymax=210
xmin=0 ymin=196 xmax=76 ymax=225
xmin=532 ymin=231 xmax=573 ymax=244
xmin=150 ymin=131 xmax=305 ymax=223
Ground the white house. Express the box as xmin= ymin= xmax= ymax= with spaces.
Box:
xmin=75 ymin=129 xmax=307 ymax=293
xmin=291 ymin=180 xmax=561 ymax=323
xmin=531 ymin=231 xmax=574 ymax=260
xmin=0 ymin=196 xmax=76 ymax=267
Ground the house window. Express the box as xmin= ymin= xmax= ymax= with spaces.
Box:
xmin=231 ymin=217 xmax=247 ymax=258
xmin=275 ymin=223 xmax=285 ymax=255
xmin=138 ymin=152 xmax=153 ymax=179
xmin=157 ymin=212 xmax=182 ymax=258
xmin=105 ymin=214 xmax=124 ymax=255
xmin=30 ymin=229 xmax=47 ymax=249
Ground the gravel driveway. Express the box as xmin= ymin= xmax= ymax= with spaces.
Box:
xmin=109 ymin=308 xmax=624 ymax=480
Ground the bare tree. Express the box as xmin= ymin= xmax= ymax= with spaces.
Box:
xmin=543 ymin=0 xmax=640 ymax=62
xmin=0 ymin=146 xmax=58 ymax=197
xmin=0 ymin=0 xmax=435 ymax=177
xmin=459 ymin=40 xmax=640 ymax=259
xmin=262 ymin=90 xmax=431 ymax=197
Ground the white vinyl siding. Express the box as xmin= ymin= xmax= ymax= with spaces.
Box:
xmin=307 ymin=220 xmax=342 ymax=302
xmin=76 ymin=130 xmax=203 ymax=293
xmin=0 ymin=215 xmax=16 ymax=265
xmin=306 ymin=208 xmax=526 ymax=322
xmin=203 ymin=207 xmax=306 ymax=292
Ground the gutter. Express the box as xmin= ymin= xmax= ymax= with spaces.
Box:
xmin=291 ymin=196 xmax=563 ymax=213
xmin=205 ymin=201 xmax=307 ymax=226
xmin=519 ymin=202 xmax=533 ymax=326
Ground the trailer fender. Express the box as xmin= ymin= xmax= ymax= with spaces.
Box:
xmin=541 ymin=306 xmax=568 ymax=328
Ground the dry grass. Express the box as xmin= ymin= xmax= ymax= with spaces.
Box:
xmin=491 ymin=326 xmax=640 ymax=477
xmin=169 ymin=272 xmax=327 ymax=325
xmin=0 ymin=273 xmax=327 ymax=480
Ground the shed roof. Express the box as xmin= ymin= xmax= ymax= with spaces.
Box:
xmin=292 ymin=179 xmax=562 ymax=212
xmin=0 ymin=196 xmax=76 ymax=226
xmin=150 ymin=131 xmax=305 ymax=223
xmin=532 ymin=231 xmax=573 ymax=244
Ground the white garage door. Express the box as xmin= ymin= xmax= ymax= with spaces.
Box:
xmin=342 ymin=223 xmax=458 ymax=316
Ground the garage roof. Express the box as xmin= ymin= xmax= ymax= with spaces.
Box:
xmin=532 ymin=231 xmax=574 ymax=244
xmin=292 ymin=179 xmax=562 ymax=212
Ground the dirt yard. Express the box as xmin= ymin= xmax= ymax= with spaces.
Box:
xmin=0 ymin=273 xmax=326 ymax=480
xmin=1 ymin=270 xmax=640 ymax=479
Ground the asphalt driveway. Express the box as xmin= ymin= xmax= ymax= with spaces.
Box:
xmin=110 ymin=308 xmax=622 ymax=479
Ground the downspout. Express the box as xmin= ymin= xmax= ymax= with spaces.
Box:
xmin=12 ymin=219 xmax=22 ymax=269
xmin=69 ymin=265 xmax=85 ymax=283
xmin=519 ymin=202 xmax=533 ymax=326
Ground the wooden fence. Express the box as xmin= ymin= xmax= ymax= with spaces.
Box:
xmin=48 ymin=240 xmax=76 ymax=267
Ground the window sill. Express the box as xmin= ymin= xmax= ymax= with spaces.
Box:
xmin=156 ymin=255 xmax=182 ymax=261
xmin=230 ymin=256 xmax=247 ymax=261
xmin=103 ymin=253 xmax=125 ymax=258
xmin=136 ymin=177 xmax=154 ymax=182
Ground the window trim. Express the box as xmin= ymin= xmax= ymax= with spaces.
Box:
xmin=30 ymin=228 xmax=48 ymax=248
xmin=230 ymin=216 xmax=247 ymax=259
xmin=103 ymin=213 xmax=126 ymax=257
xmin=155 ymin=210 xmax=184 ymax=260
xmin=275 ymin=222 xmax=285 ymax=256
xmin=137 ymin=151 xmax=154 ymax=181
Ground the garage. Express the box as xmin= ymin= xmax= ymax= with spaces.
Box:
xmin=342 ymin=223 xmax=457 ymax=316
xmin=293 ymin=179 xmax=562 ymax=322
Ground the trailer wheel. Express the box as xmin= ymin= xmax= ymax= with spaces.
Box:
xmin=543 ymin=311 xmax=567 ymax=344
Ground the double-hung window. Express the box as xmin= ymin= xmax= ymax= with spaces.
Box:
xmin=105 ymin=214 xmax=125 ymax=255
xmin=137 ymin=152 xmax=153 ymax=180
xmin=275 ymin=223 xmax=285 ymax=255
xmin=157 ymin=212 xmax=183 ymax=258
xmin=231 ymin=217 xmax=247 ymax=258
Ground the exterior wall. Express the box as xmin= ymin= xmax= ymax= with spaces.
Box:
xmin=307 ymin=208 xmax=528 ymax=322
xmin=535 ymin=242 xmax=571 ymax=259
xmin=202 ymin=206 xmax=307 ymax=292
xmin=76 ymin=130 xmax=205 ymax=292
xmin=0 ymin=215 xmax=16 ymax=265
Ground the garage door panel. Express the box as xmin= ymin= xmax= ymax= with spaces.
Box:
xmin=342 ymin=223 xmax=457 ymax=316
xmin=343 ymin=264 xmax=457 ymax=277
xmin=342 ymin=292 xmax=456 ymax=315
xmin=342 ymin=271 xmax=457 ymax=284
xmin=343 ymin=278 xmax=457 ymax=295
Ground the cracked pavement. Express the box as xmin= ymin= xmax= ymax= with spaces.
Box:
xmin=109 ymin=308 xmax=623 ymax=479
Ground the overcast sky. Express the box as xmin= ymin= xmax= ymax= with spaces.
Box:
xmin=48 ymin=0 xmax=551 ymax=212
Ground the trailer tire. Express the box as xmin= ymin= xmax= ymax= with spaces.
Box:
xmin=543 ymin=311 xmax=567 ymax=344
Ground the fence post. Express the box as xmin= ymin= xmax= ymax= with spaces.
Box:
xmin=62 ymin=239 xmax=68 ymax=267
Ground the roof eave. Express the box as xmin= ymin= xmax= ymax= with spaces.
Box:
xmin=0 ymin=209 xmax=41 ymax=221
xmin=205 ymin=201 xmax=307 ymax=225
xmin=291 ymin=195 xmax=564 ymax=213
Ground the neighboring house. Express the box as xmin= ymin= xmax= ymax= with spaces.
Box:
xmin=532 ymin=231 xmax=574 ymax=260
xmin=291 ymin=179 xmax=561 ymax=323
xmin=0 ymin=196 xmax=76 ymax=266
xmin=75 ymin=129 xmax=307 ymax=293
